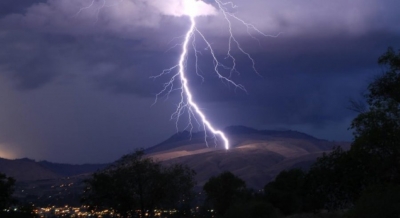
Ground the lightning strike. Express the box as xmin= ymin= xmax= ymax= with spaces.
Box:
xmin=177 ymin=15 xmax=230 ymax=150
xmin=153 ymin=0 xmax=278 ymax=150
xmin=77 ymin=0 xmax=278 ymax=150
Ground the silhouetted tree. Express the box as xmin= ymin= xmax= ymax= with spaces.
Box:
xmin=0 ymin=172 xmax=16 ymax=210
xmin=264 ymin=169 xmax=305 ymax=215
xmin=347 ymin=184 xmax=400 ymax=218
xmin=304 ymin=147 xmax=362 ymax=210
xmin=350 ymin=47 xmax=400 ymax=184
xmin=83 ymin=149 xmax=196 ymax=217
xmin=224 ymin=201 xmax=281 ymax=218
xmin=302 ymin=47 xmax=400 ymax=211
xmin=203 ymin=171 xmax=246 ymax=217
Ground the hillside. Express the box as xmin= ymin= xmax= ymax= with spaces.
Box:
xmin=0 ymin=157 xmax=107 ymax=181
xmin=146 ymin=126 xmax=350 ymax=189
xmin=0 ymin=126 xmax=350 ymax=205
xmin=0 ymin=158 xmax=61 ymax=181
xmin=0 ymin=158 xmax=107 ymax=207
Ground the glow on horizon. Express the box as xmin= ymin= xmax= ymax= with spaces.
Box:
xmin=0 ymin=145 xmax=18 ymax=160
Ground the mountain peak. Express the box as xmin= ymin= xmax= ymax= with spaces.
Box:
xmin=224 ymin=125 xmax=259 ymax=134
xmin=15 ymin=157 xmax=36 ymax=162
xmin=145 ymin=125 xmax=320 ymax=154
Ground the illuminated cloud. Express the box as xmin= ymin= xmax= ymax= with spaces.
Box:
xmin=150 ymin=0 xmax=218 ymax=17
xmin=0 ymin=0 xmax=399 ymax=163
xmin=1 ymin=0 xmax=398 ymax=40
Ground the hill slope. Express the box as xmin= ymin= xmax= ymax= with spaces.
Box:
xmin=146 ymin=126 xmax=350 ymax=189
xmin=0 ymin=158 xmax=107 ymax=181
xmin=0 ymin=158 xmax=60 ymax=181
xmin=0 ymin=126 xmax=350 ymax=205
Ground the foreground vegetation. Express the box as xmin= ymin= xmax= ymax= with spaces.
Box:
xmin=82 ymin=149 xmax=196 ymax=217
xmin=217 ymin=47 xmax=400 ymax=218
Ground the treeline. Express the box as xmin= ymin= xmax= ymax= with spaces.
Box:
xmin=82 ymin=149 xmax=196 ymax=217
xmin=258 ymin=47 xmax=400 ymax=217
xmin=0 ymin=173 xmax=36 ymax=217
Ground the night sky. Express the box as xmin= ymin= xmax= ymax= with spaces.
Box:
xmin=0 ymin=0 xmax=399 ymax=163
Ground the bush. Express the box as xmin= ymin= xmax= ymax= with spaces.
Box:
xmin=224 ymin=201 xmax=281 ymax=218
xmin=346 ymin=184 xmax=400 ymax=218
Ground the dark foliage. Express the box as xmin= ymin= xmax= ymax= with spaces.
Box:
xmin=0 ymin=204 xmax=38 ymax=218
xmin=203 ymin=171 xmax=246 ymax=216
xmin=304 ymin=147 xmax=367 ymax=210
xmin=264 ymin=169 xmax=305 ymax=215
xmin=260 ymin=47 xmax=400 ymax=215
xmin=302 ymin=47 xmax=400 ymax=210
xmin=82 ymin=149 xmax=196 ymax=217
xmin=347 ymin=184 xmax=400 ymax=218
xmin=350 ymin=47 xmax=400 ymax=184
xmin=224 ymin=201 xmax=281 ymax=218
xmin=0 ymin=173 xmax=16 ymax=209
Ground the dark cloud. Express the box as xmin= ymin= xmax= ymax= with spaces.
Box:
xmin=0 ymin=0 xmax=399 ymax=163
xmin=0 ymin=0 xmax=46 ymax=18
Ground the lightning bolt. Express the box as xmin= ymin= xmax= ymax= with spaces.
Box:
xmin=177 ymin=15 xmax=230 ymax=150
xmin=76 ymin=0 xmax=279 ymax=150
xmin=153 ymin=0 xmax=279 ymax=150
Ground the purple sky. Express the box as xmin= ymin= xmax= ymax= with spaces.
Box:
xmin=0 ymin=0 xmax=399 ymax=163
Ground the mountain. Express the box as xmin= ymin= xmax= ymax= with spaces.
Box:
xmin=0 ymin=158 xmax=108 ymax=207
xmin=146 ymin=126 xmax=350 ymax=189
xmin=0 ymin=126 xmax=350 ymax=206
xmin=0 ymin=158 xmax=60 ymax=181
xmin=0 ymin=157 xmax=107 ymax=181
xmin=37 ymin=161 xmax=108 ymax=177
xmin=146 ymin=126 xmax=329 ymax=154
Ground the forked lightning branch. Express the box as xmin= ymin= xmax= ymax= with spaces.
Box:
xmin=153 ymin=0 xmax=277 ymax=150
xmin=79 ymin=0 xmax=277 ymax=150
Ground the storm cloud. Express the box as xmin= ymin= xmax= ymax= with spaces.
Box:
xmin=0 ymin=0 xmax=399 ymax=163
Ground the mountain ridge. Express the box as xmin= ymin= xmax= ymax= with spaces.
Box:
xmin=0 ymin=157 xmax=107 ymax=181
xmin=145 ymin=125 xmax=324 ymax=154
xmin=0 ymin=126 xmax=350 ymax=206
xmin=143 ymin=126 xmax=350 ymax=189
xmin=0 ymin=126 xmax=342 ymax=181
xmin=0 ymin=126 xmax=350 ymax=193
